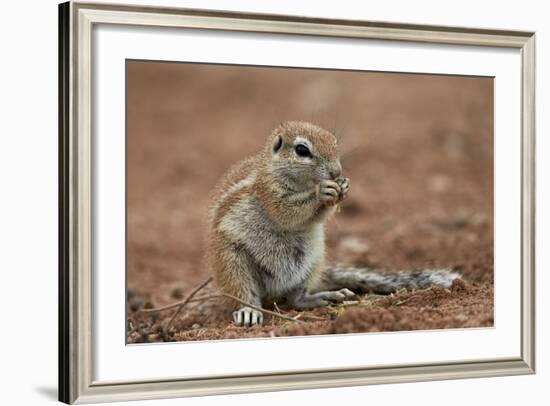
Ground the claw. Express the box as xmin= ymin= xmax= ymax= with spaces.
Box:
xmin=335 ymin=177 xmax=350 ymax=201
xmin=338 ymin=288 xmax=356 ymax=298
xmin=232 ymin=306 xmax=263 ymax=327
xmin=319 ymin=179 xmax=342 ymax=206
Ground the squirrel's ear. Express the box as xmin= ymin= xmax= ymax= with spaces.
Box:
xmin=273 ymin=135 xmax=283 ymax=153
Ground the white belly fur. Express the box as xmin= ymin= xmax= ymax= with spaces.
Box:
xmin=218 ymin=196 xmax=325 ymax=296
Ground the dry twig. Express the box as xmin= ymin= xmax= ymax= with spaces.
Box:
xmin=139 ymin=294 xmax=221 ymax=313
xmin=164 ymin=276 xmax=213 ymax=333
xmin=273 ymin=302 xmax=283 ymax=314
xmin=220 ymin=292 xmax=303 ymax=323
xmin=141 ymin=282 xmax=303 ymax=325
xmin=395 ymin=296 xmax=414 ymax=306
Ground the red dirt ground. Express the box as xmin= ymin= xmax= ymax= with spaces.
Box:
xmin=125 ymin=61 xmax=493 ymax=343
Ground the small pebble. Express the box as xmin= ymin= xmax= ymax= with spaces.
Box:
xmin=339 ymin=236 xmax=369 ymax=254
xmin=429 ymin=174 xmax=451 ymax=193
xmin=455 ymin=314 xmax=468 ymax=322
xmin=171 ymin=287 xmax=184 ymax=299
xmin=129 ymin=297 xmax=144 ymax=312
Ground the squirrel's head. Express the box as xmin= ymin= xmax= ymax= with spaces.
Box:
xmin=266 ymin=121 xmax=342 ymax=187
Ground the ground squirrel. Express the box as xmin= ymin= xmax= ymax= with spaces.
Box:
xmin=206 ymin=121 xmax=459 ymax=326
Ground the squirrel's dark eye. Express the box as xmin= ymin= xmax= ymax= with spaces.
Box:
xmin=295 ymin=144 xmax=312 ymax=158
xmin=273 ymin=136 xmax=283 ymax=153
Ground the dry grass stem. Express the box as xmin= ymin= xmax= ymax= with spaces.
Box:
xmin=164 ymin=276 xmax=213 ymax=333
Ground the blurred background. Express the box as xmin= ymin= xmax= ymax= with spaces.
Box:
xmin=126 ymin=60 xmax=493 ymax=341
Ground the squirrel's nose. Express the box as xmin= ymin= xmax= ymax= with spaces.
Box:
xmin=328 ymin=162 xmax=342 ymax=179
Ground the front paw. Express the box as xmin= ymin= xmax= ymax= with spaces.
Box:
xmin=335 ymin=177 xmax=350 ymax=202
xmin=232 ymin=306 xmax=263 ymax=327
xmin=318 ymin=179 xmax=342 ymax=206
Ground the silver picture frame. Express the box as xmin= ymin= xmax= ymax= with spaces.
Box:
xmin=58 ymin=1 xmax=536 ymax=403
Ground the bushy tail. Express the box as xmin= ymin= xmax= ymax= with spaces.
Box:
xmin=320 ymin=266 xmax=460 ymax=295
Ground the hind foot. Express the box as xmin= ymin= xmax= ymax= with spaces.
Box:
xmin=232 ymin=306 xmax=264 ymax=327
xmin=289 ymin=288 xmax=356 ymax=310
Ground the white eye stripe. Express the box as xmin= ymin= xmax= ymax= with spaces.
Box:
xmin=294 ymin=136 xmax=312 ymax=148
